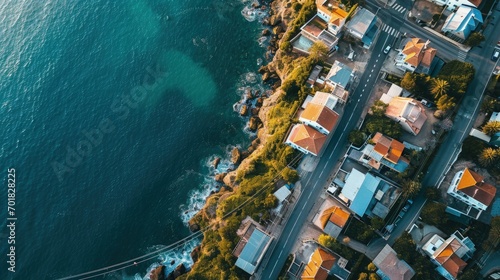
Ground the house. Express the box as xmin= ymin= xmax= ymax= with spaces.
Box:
xmin=299 ymin=103 xmax=339 ymax=135
xmin=309 ymin=91 xmax=339 ymax=110
xmin=380 ymin=84 xmax=403 ymax=104
xmin=385 ymin=97 xmax=428 ymax=135
xmin=325 ymin=60 xmax=354 ymax=90
xmin=286 ymin=124 xmax=327 ymax=156
xmin=359 ymin=132 xmax=409 ymax=173
xmin=307 ymin=65 xmax=324 ymax=87
xmin=489 ymin=112 xmax=500 ymax=123
xmin=339 ymin=168 xmax=380 ymax=217
xmin=345 ymin=8 xmax=377 ymax=48
xmin=315 ymin=0 xmax=349 ymax=35
xmin=233 ymin=224 xmax=273 ymax=275
xmin=273 ymin=185 xmax=292 ymax=203
xmin=429 ymin=0 xmax=482 ymax=12
xmin=447 ymin=168 xmax=497 ymax=213
xmin=318 ymin=206 xmax=350 ymax=238
xmin=422 ymin=231 xmax=475 ymax=280
xmin=441 ymin=5 xmax=483 ymax=42
xmin=394 ymin=38 xmax=437 ymax=74
xmin=373 ymin=245 xmax=415 ymax=280
xmin=300 ymin=15 xmax=340 ymax=52
xmin=302 ymin=248 xmax=336 ymax=280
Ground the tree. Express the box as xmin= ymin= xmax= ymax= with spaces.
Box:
xmin=367 ymin=262 xmax=377 ymax=272
xmin=318 ymin=234 xmax=337 ymax=249
xmin=358 ymin=273 xmax=368 ymax=280
xmin=371 ymin=101 xmax=388 ymax=117
xmin=482 ymin=121 xmax=500 ymax=136
xmin=458 ymin=268 xmax=479 ymax=280
xmin=481 ymin=96 xmax=499 ymax=114
xmin=485 ymin=216 xmax=500 ymax=249
xmin=431 ymin=78 xmax=449 ymax=98
xmin=420 ymin=202 xmax=447 ymax=226
xmin=282 ymin=167 xmax=300 ymax=183
xmin=393 ymin=232 xmax=416 ymax=262
xmin=464 ymin=32 xmax=485 ymax=47
xmin=349 ymin=130 xmax=366 ymax=147
xmin=425 ymin=187 xmax=442 ymax=201
xmin=402 ymin=180 xmax=422 ymax=198
xmin=400 ymin=72 xmax=417 ymax=93
xmin=370 ymin=217 xmax=385 ymax=230
xmin=478 ymin=147 xmax=500 ymax=167
xmin=369 ymin=273 xmax=380 ymax=280
xmin=436 ymin=94 xmax=456 ymax=112
xmin=309 ymin=41 xmax=329 ymax=62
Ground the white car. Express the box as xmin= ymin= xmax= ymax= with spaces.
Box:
xmin=383 ymin=45 xmax=391 ymax=54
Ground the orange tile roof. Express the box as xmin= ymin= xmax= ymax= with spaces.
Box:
xmin=456 ymin=168 xmax=497 ymax=206
xmin=320 ymin=206 xmax=350 ymax=229
xmin=435 ymin=243 xmax=467 ymax=279
xmin=288 ymin=124 xmax=327 ymax=155
xmin=301 ymin=103 xmax=339 ymax=133
xmin=468 ymin=0 xmax=482 ymax=7
xmin=316 ymin=0 xmax=348 ymax=25
xmin=371 ymin=132 xmax=407 ymax=164
xmin=302 ymin=248 xmax=337 ymax=280
xmin=401 ymin=38 xmax=436 ymax=68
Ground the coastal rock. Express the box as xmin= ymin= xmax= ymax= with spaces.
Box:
xmin=212 ymin=157 xmax=221 ymax=169
xmin=251 ymin=138 xmax=261 ymax=148
xmin=269 ymin=15 xmax=281 ymax=26
xmin=262 ymin=29 xmax=270 ymax=36
xmin=167 ymin=264 xmax=187 ymax=280
xmin=248 ymin=117 xmax=260 ymax=131
xmin=263 ymin=17 xmax=270 ymax=25
xmin=258 ymin=65 xmax=268 ymax=74
xmin=150 ymin=265 xmax=166 ymax=280
xmin=214 ymin=172 xmax=227 ymax=182
xmin=190 ymin=246 xmax=201 ymax=264
xmin=188 ymin=222 xmax=200 ymax=233
xmin=278 ymin=33 xmax=284 ymax=39
xmin=252 ymin=2 xmax=261 ymax=8
xmin=251 ymin=107 xmax=260 ymax=116
xmin=231 ymin=147 xmax=241 ymax=165
xmin=272 ymin=26 xmax=283 ymax=35
xmin=239 ymin=105 xmax=248 ymax=116
xmin=223 ymin=172 xmax=237 ymax=187
xmin=262 ymin=72 xmax=270 ymax=82
xmin=256 ymin=97 xmax=264 ymax=106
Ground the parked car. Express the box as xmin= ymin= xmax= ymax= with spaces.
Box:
xmin=492 ymin=48 xmax=500 ymax=61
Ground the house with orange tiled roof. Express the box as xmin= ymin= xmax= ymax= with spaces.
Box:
xmin=316 ymin=206 xmax=350 ymax=238
xmin=301 ymin=248 xmax=337 ymax=280
xmin=447 ymin=168 xmax=497 ymax=215
xmin=299 ymin=103 xmax=340 ymax=135
xmin=385 ymin=97 xmax=427 ymax=136
xmin=286 ymin=124 xmax=327 ymax=156
xmin=358 ymin=132 xmax=409 ymax=173
xmin=395 ymin=38 xmax=437 ymax=74
xmin=315 ymin=0 xmax=349 ymax=36
xmin=373 ymin=245 xmax=415 ymax=280
xmin=423 ymin=231 xmax=475 ymax=280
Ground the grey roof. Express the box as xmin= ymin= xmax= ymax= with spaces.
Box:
xmin=235 ymin=228 xmax=272 ymax=274
xmin=326 ymin=60 xmax=353 ymax=88
xmin=346 ymin=8 xmax=376 ymax=37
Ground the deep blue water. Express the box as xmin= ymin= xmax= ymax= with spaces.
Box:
xmin=0 ymin=0 xmax=267 ymax=279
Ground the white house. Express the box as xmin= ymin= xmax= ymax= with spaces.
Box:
xmin=447 ymin=168 xmax=497 ymax=212
xmin=394 ymin=38 xmax=437 ymax=74
xmin=286 ymin=124 xmax=327 ymax=156
xmin=423 ymin=231 xmax=475 ymax=280
xmin=385 ymin=97 xmax=428 ymax=135
xmin=316 ymin=0 xmax=350 ymax=36
xmin=428 ymin=0 xmax=482 ymax=11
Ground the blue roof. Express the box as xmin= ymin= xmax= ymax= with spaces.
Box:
xmin=328 ymin=61 xmax=353 ymax=88
xmin=350 ymin=173 xmax=379 ymax=216
xmin=443 ymin=6 xmax=483 ymax=38
xmin=235 ymin=228 xmax=271 ymax=274
xmin=490 ymin=132 xmax=500 ymax=146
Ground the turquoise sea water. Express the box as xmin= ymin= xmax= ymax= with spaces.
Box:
xmin=0 ymin=0 xmax=268 ymax=278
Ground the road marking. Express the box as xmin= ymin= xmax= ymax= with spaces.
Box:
xmin=362 ymin=89 xmax=364 ymax=92
xmin=376 ymin=59 xmax=378 ymax=63
xmin=378 ymin=54 xmax=380 ymax=58
xmin=390 ymin=29 xmax=395 ymax=36
xmin=369 ymin=74 xmax=371 ymax=78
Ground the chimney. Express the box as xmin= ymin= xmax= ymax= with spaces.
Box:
xmin=424 ymin=40 xmax=430 ymax=49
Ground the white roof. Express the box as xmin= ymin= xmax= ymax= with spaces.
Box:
xmin=469 ymin=128 xmax=491 ymax=142
xmin=310 ymin=91 xmax=339 ymax=110
xmin=301 ymin=95 xmax=314 ymax=109
xmin=489 ymin=112 xmax=500 ymax=122
xmin=273 ymin=186 xmax=291 ymax=202
xmin=387 ymin=84 xmax=403 ymax=98
xmin=341 ymin=168 xmax=365 ymax=201
xmin=380 ymin=94 xmax=393 ymax=104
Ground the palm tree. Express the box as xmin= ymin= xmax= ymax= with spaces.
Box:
xmin=482 ymin=121 xmax=500 ymax=136
xmin=479 ymin=147 xmax=499 ymax=167
xmin=431 ymin=78 xmax=449 ymax=98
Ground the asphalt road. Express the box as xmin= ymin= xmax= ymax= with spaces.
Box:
xmin=259 ymin=1 xmax=500 ymax=278
xmin=258 ymin=20 xmax=399 ymax=280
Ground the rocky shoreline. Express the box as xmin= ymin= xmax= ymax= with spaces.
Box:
xmin=164 ymin=0 xmax=294 ymax=278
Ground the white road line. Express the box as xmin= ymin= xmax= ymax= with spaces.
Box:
xmin=390 ymin=29 xmax=395 ymax=36
xmin=371 ymin=69 xmax=374 ymax=72
xmin=395 ymin=31 xmax=400 ymax=37
xmin=369 ymin=74 xmax=372 ymax=78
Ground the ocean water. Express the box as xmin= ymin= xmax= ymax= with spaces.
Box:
xmin=0 ymin=0 xmax=268 ymax=279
